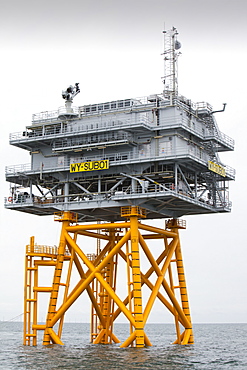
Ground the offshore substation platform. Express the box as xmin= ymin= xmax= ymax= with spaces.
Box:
xmin=5 ymin=28 xmax=235 ymax=347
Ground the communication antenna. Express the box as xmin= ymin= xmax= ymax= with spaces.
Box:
xmin=60 ymin=83 xmax=80 ymax=118
xmin=162 ymin=27 xmax=181 ymax=100
xmin=62 ymin=83 xmax=80 ymax=102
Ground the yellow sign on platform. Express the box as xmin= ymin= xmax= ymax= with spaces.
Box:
xmin=70 ymin=159 xmax=109 ymax=173
xmin=208 ymin=161 xmax=226 ymax=177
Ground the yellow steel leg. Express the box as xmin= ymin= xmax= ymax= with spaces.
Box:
xmin=125 ymin=233 xmax=134 ymax=346
xmin=166 ymin=219 xmax=194 ymax=345
xmin=122 ymin=214 xmax=145 ymax=347
xmin=95 ymin=229 xmax=118 ymax=344
xmin=168 ymin=263 xmax=181 ymax=343
xmin=43 ymin=213 xmax=71 ymax=345
xmin=57 ymin=239 xmax=75 ymax=339
xmin=175 ymin=237 xmax=194 ymax=344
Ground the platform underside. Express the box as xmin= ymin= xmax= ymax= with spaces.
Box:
xmin=5 ymin=191 xmax=229 ymax=222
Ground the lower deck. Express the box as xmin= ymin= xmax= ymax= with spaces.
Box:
xmin=5 ymin=185 xmax=230 ymax=221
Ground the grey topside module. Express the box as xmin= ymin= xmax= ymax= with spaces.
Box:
xmin=5 ymin=29 xmax=235 ymax=222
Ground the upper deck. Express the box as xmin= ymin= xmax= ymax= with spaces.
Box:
xmin=9 ymin=95 xmax=234 ymax=153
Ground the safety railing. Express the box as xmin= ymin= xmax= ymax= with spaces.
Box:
xmin=10 ymin=112 xmax=234 ymax=156
xmin=121 ymin=206 xmax=147 ymax=218
xmin=194 ymin=101 xmax=213 ymax=113
xmin=28 ymin=93 xmax=206 ymax=126
xmin=32 ymin=109 xmax=60 ymax=123
xmin=54 ymin=211 xmax=78 ymax=223
xmin=5 ymin=145 xmax=211 ymax=175
xmin=165 ymin=218 xmax=186 ymax=229
xmin=26 ymin=243 xmax=71 ymax=256
xmin=204 ymin=128 xmax=234 ymax=148
xmin=11 ymin=116 xmax=196 ymax=141
xmin=26 ymin=244 xmax=58 ymax=255
xmin=222 ymin=165 xmax=235 ymax=178
xmin=32 ymin=107 xmax=80 ymax=124
xmin=5 ymin=181 xmax=232 ymax=211
xmin=5 ymin=163 xmax=32 ymax=174
xmin=52 ymin=132 xmax=135 ymax=151
xmin=5 ymin=150 xmax=236 ymax=181
xmin=9 ymin=115 xmax=153 ymax=142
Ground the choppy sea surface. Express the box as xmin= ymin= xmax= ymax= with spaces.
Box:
xmin=0 ymin=322 xmax=246 ymax=369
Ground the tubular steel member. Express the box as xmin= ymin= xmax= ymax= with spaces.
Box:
xmin=165 ymin=218 xmax=194 ymax=344
xmin=24 ymin=208 xmax=193 ymax=347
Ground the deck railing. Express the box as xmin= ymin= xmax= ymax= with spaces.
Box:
xmin=26 ymin=244 xmax=70 ymax=255
xmin=5 ymin=181 xmax=232 ymax=211
xmin=10 ymin=112 xmax=234 ymax=151
xmin=5 ymin=146 xmax=235 ymax=179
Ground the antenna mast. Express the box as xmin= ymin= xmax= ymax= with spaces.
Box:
xmin=162 ymin=27 xmax=181 ymax=100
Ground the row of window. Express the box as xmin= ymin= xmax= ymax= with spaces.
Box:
xmin=82 ymin=99 xmax=133 ymax=114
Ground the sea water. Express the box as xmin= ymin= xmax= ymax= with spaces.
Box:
xmin=0 ymin=322 xmax=246 ymax=369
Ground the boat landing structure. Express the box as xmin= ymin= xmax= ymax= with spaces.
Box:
xmin=5 ymin=27 xmax=235 ymax=347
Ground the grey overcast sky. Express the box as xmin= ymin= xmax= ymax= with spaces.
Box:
xmin=0 ymin=0 xmax=246 ymax=324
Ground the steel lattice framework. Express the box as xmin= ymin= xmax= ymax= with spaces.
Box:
xmin=24 ymin=209 xmax=193 ymax=347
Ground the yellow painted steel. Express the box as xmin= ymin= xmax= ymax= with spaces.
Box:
xmin=23 ymin=209 xmax=193 ymax=347
xmin=122 ymin=214 xmax=146 ymax=347
xmin=43 ymin=213 xmax=71 ymax=345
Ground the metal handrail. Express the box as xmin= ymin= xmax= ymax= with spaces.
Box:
xmin=9 ymin=116 xmax=153 ymax=142
xmin=10 ymin=113 xmax=234 ymax=152
xmin=5 ymin=145 xmax=235 ymax=179
xmin=32 ymin=106 xmax=80 ymax=123
xmin=5 ymin=181 xmax=232 ymax=210
xmin=26 ymin=244 xmax=70 ymax=255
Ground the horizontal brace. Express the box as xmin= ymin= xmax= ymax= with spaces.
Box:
xmin=138 ymin=223 xmax=177 ymax=238
xmin=33 ymin=287 xmax=53 ymax=292
xmin=66 ymin=222 xmax=130 ymax=233
xmin=32 ymin=324 xmax=46 ymax=330
xmin=34 ymin=261 xmax=57 ymax=266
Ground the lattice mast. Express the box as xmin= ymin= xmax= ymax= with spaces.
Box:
xmin=162 ymin=26 xmax=181 ymax=100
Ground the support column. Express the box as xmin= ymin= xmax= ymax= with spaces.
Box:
xmin=175 ymin=238 xmax=194 ymax=344
xmin=98 ymin=175 xmax=101 ymax=193
xmin=195 ymin=172 xmax=198 ymax=200
xmin=166 ymin=219 xmax=194 ymax=345
xmin=174 ymin=163 xmax=178 ymax=192
xmin=129 ymin=213 xmax=145 ymax=347
xmin=43 ymin=212 xmax=71 ymax=345
xmin=100 ymin=230 xmax=115 ymax=344
xmin=131 ymin=178 xmax=137 ymax=193
xmin=30 ymin=180 xmax=33 ymax=202
xmin=64 ymin=181 xmax=69 ymax=209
